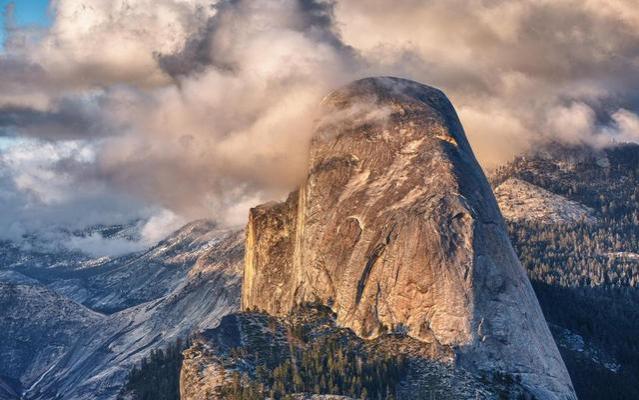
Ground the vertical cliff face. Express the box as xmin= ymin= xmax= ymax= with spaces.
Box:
xmin=242 ymin=192 xmax=299 ymax=315
xmin=243 ymin=77 xmax=576 ymax=400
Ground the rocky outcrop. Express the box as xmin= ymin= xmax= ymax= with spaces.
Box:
xmin=180 ymin=306 xmax=526 ymax=400
xmin=243 ymin=193 xmax=299 ymax=315
xmin=495 ymin=178 xmax=596 ymax=224
xmin=242 ymin=77 xmax=576 ymax=399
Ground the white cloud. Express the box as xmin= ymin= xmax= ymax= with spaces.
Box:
xmin=64 ymin=233 xmax=147 ymax=257
xmin=140 ymin=209 xmax=186 ymax=245
xmin=0 ymin=138 xmax=149 ymax=242
xmin=63 ymin=209 xmax=186 ymax=256
xmin=1 ymin=138 xmax=95 ymax=203
xmin=35 ymin=0 xmax=216 ymax=86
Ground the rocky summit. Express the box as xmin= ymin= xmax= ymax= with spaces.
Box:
xmin=242 ymin=77 xmax=576 ymax=399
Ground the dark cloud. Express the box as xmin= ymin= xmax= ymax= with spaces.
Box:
xmin=0 ymin=106 xmax=95 ymax=140
xmin=0 ymin=99 xmax=110 ymax=139
xmin=158 ymin=0 xmax=358 ymax=78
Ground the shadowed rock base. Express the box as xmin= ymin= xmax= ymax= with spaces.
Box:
xmin=181 ymin=305 xmax=532 ymax=400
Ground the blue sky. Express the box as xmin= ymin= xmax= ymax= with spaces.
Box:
xmin=0 ymin=0 xmax=51 ymax=48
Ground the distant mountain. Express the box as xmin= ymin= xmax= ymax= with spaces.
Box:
xmin=0 ymin=283 xmax=102 ymax=399
xmin=49 ymin=220 xmax=235 ymax=314
xmin=0 ymin=220 xmax=244 ymax=400
xmin=491 ymin=142 xmax=639 ymax=223
xmin=491 ymin=142 xmax=639 ymax=400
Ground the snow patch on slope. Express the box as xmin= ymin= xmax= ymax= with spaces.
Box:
xmin=495 ymin=178 xmax=596 ymax=224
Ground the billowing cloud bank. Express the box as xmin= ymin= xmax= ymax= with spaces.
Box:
xmin=1 ymin=0 xmax=638 ymax=251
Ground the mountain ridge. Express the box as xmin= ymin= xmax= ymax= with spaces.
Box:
xmin=491 ymin=142 xmax=639 ymax=399
xmin=0 ymin=221 xmax=244 ymax=400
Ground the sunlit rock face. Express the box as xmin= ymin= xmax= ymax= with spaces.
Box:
xmin=242 ymin=77 xmax=576 ymax=399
